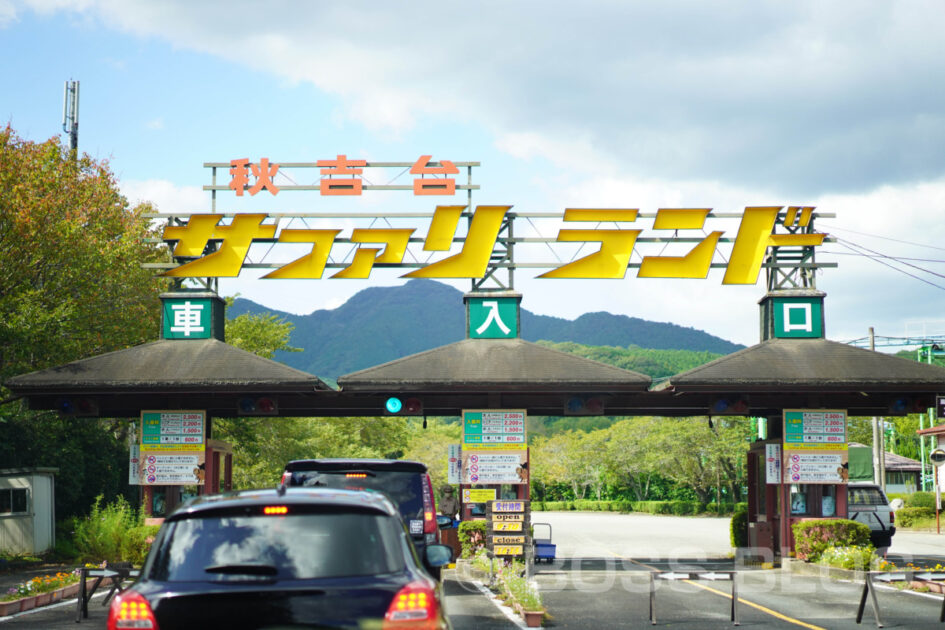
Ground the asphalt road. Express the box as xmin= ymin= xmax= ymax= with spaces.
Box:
xmin=4 ymin=515 xmax=945 ymax=629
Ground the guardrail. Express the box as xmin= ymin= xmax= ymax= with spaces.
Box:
xmin=649 ymin=570 xmax=739 ymax=626
xmin=75 ymin=564 xmax=140 ymax=622
xmin=857 ymin=570 xmax=945 ymax=628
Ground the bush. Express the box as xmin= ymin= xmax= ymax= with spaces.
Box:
xmin=792 ymin=519 xmax=871 ymax=562
xmin=632 ymin=500 xmax=702 ymax=515
xmin=906 ymin=492 xmax=935 ymax=509
xmin=896 ymin=507 xmax=935 ymax=527
xmin=70 ymin=495 xmax=157 ymax=565
xmin=458 ymin=520 xmax=488 ymax=559
xmin=730 ymin=507 xmax=748 ymax=548
xmin=611 ymin=501 xmax=633 ymax=513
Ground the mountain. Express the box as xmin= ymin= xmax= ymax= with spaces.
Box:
xmin=227 ymin=279 xmax=744 ymax=380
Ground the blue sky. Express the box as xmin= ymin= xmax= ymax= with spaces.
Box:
xmin=3 ymin=1 xmax=945 ymax=349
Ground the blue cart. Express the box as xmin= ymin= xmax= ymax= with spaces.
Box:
xmin=533 ymin=522 xmax=556 ymax=563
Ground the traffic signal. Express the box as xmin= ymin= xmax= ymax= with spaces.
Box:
xmin=564 ymin=396 xmax=604 ymax=415
xmin=710 ymin=397 xmax=749 ymax=415
xmin=385 ymin=396 xmax=423 ymax=415
xmin=57 ymin=398 xmax=98 ymax=416
xmin=238 ymin=397 xmax=278 ymax=415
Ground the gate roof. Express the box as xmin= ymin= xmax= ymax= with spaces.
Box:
xmin=5 ymin=338 xmax=330 ymax=402
xmin=337 ymin=338 xmax=651 ymax=392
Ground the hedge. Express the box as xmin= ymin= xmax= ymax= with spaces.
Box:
xmin=896 ymin=507 xmax=935 ymax=527
xmin=730 ymin=507 xmax=748 ymax=548
xmin=528 ymin=499 xmax=745 ymax=515
xmin=457 ymin=520 xmax=487 ymax=559
xmin=905 ymin=492 xmax=935 ymax=510
xmin=792 ymin=519 xmax=871 ymax=562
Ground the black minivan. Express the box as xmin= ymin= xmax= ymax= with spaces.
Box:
xmin=282 ymin=459 xmax=441 ymax=561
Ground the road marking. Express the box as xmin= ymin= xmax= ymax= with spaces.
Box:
xmin=617 ymin=554 xmax=826 ymax=630
xmin=685 ymin=580 xmax=826 ymax=630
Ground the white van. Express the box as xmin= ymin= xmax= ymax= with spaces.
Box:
xmin=847 ymin=482 xmax=896 ymax=549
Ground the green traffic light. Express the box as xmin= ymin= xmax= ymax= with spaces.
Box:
xmin=385 ymin=397 xmax=403 ymax=413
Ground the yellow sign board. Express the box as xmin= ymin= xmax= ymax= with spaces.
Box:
xmin=491 ymin=522 xmax=523 ymax=532
xmin=464 ymin=489 xmax=497 ymax=503
xmin=493 ymin=545 xmax=524 ymax=556
xmin=493 ymin=536 xmax=526 ymax=545
xmin=492 ymin=513 xmax=524 ymax=522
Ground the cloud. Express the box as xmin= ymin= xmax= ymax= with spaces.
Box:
xmin=16 ymin=0 xmax=945 ymax=197
xmin=145 ymin=117 xmax=163 ymax=130
xmin=120 ymin=178 xmax=206 ymax=213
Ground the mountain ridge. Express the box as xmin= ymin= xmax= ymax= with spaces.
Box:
xmin=227 ymin=279 xmax=744 ymax=379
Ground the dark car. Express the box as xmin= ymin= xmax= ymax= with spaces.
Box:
xmin=107 ymin=487 xmax=453 ymax=630
xmin=281 ymin=459 xmax=440 ymax=560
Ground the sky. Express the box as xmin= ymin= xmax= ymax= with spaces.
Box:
xmin=2 ymin=0 xmax=945 ymax=350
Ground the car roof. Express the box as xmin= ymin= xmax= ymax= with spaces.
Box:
xmin=167 ymin=487 xmax=400 ymax=522
xmin=285 ymin=458 xmax=428 ymax=473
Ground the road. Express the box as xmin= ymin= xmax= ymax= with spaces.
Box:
xmin=3 ymin=514 xmax=945 ymax=629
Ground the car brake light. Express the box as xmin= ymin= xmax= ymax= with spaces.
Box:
xmin=890 ymin=510 xmax=895 ymax=524
xmin=264 ymin=505 xmax=288 ymax=515
xmin=422 ymin=474 xmax=436 ymax=535
xmin=108 ymin=590 xmax=159 ymax=630
xmin=383 ymin=581 xmax=439 ymax=628
xmin=346 ymin=473 xmax=368 ymax=478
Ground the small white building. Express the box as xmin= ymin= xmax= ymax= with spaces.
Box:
xmin=0 ymin=468 xmax=58 ymax=554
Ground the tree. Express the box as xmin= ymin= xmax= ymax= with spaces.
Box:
xmin=0 ymin=127 xmax=169 ymax=520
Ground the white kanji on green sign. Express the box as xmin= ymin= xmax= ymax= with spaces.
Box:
xmin=468 ymin=297 xmax=518 ymax=339
xmin=162 ymin=298 xmax=212 ymax=339
xmin=772 ymin=297 xmax=823 ymax=338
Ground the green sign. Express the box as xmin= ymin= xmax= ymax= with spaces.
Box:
xmin=468 ymin=297 xmax=518 ymax=339
xmin=162 ymin=298 xmax=213 ymax=339
xmin=772 ymin=297 xmax=823 ymax=338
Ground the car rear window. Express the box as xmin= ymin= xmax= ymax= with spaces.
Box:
xmin=292 ymin=471 xmax=423 ymax=521
xmin=848 ymin=487 xmax=888 ymax=506
xmin=148 ymin=511 xmax=407 ymax=582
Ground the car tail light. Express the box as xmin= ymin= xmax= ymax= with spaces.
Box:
xmin=421 ymin=474 xmax=437 ymax=536
xmin=890 ymin=510 xmax=895 ymax=524
xmin=383 ymin=581 xmax=440 ymax=628
xmin=108 ymin=590 xmax=159 ymax=630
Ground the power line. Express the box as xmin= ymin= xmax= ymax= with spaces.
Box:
xmin=820 ymin=222 xmax=945 ymax=253
xmin=833 ymin=239 xmax=945 ymax=291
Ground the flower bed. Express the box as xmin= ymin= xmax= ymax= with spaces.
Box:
xmin=0 ymin=569 xmax=85 ymax=616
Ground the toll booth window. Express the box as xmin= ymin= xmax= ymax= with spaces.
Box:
xmin=790 ymin=484 xmax=809 ymax=515
xmin=821 ymin=486 xmax=836 ymax=517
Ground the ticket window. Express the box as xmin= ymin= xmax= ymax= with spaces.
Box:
xmin=790 ymin=484 xmax=837 ymax=517
xmin=790 ymin=484 xmax=810 ymax=516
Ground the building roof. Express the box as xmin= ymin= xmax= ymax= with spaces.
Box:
xmin=5 ymin=338 xmax=330 ymax=393
xmin=664 ymin=338 xmax=945 ymax=391
xmin=338 ymin=338 xmax=651 ymax=392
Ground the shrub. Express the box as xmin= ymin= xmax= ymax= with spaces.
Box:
xmin=72 ymin=496 xmax=141 ymax=563
xmin=611 ymin=501 xmax=633 ymax=513
xmin=906 ymin=492 xmax=935 ymax=510
xmin=896 ymin=507 xmax=935 ymax=527
xmin=792 ymin=519 xmax=871 ymax=562
xmin=120 ymin=525 xmax=161 ymax=566
xmin=458 ymin=520 xmax=488 ymax=559
xmin=730 ymin=507 xmax=748 ymax=548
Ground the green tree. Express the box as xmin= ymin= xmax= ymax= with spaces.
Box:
xmin=0 ymin=127 xmax=168 ymax=520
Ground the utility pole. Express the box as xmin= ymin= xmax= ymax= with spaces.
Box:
xmin=62 ymin=80 xmax=79 ymax=154
xmin=869 ymin=327 xmax=884 ymax=487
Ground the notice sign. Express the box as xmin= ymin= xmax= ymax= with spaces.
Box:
xmin=141 ymin=411 xmax=206 ymax=451
xmin=784 ymin=451 xmax=848 ymax=484
xmin=448 ymin=444 xmax=462 ymax=484
xmin=463 ymin=410 xmax=526 ymax=450
xmin=139 ymin=410 xmax=206 ymax=486
xmin=765 ymin=443 xmax=781 ymax=485
xmin=463 ymin=488 xmax=497 ymax=503
xmin=139 ymin=453 xmax=204 ymax=485
xmin=784 ymin=409 xmax=847 ymax=448
xmin=461 ymin=451 xmax=528 ymax=484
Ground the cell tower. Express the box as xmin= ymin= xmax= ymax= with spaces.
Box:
xmin=62 ymin=80 xmax=79 ymax=154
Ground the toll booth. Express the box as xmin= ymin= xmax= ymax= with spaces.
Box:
xmin=746 ymin=433 xmax=848 ymax=557
xmin=142 ymin=438 xmax=234 ymax=519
